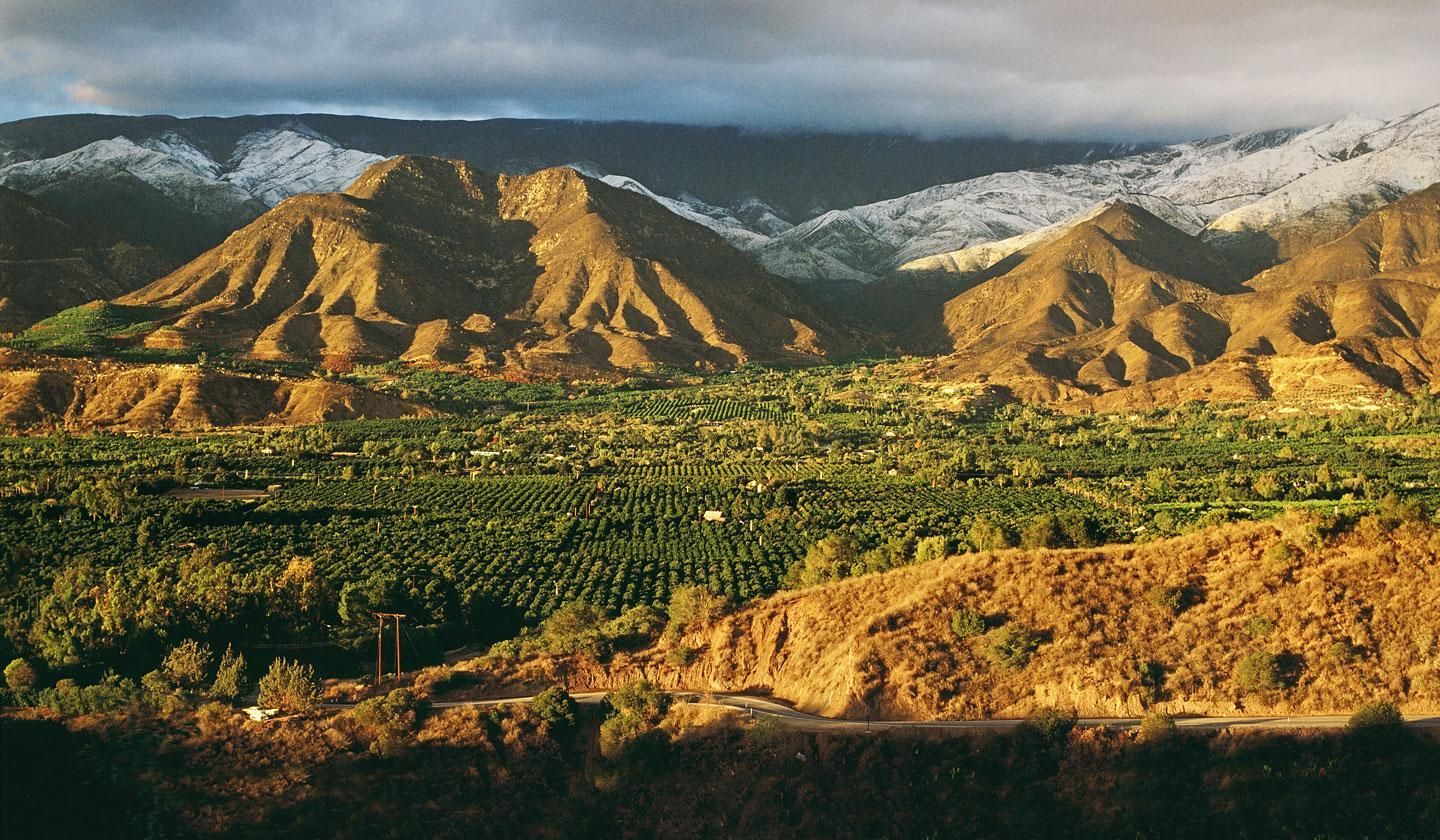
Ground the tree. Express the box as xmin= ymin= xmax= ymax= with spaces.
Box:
xmin=257 ymin=658 xmax=320 ymax=712
xmin=987 ymin=625 xmax=1043 ymax=669
xmin=968 ymin=517 xmax=1013 ymax=552
xmin=914 ymin=535 xmax=948 ymax=564
xmin=529 ymin=686 xmax=578 ymax=728
xmin=161 ymin=639 xmax=213 ymax=690
xmin=785 ymin=535 xmax=859 ymax=588
xmin=539 ymin=601 xmax=609 ymax=657
xmin=4 ymin=658 xmax=37 ymax=694
xmin=353 ymin=688 xmax=424 ymax=755
xmin=665 ymin=586 xmax=730 ymax=638
xmin=210 ymin=645 xmax=247 ymax=702
xmin=1235 ymin=650 xmax=1283 ymax=693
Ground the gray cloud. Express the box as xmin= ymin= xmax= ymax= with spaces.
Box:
xmin=1 ymin=0 xmax=1438 ymax=139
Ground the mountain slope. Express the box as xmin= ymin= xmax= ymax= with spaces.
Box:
xmin=1247 ymin=182 xmax=1440 ymax=291
xmin=0 ymin=350 xmax=429 ymax=430
xmin=119 ymin=156 xmax=847 ymax=370
xmin=916 ymin=203 xmax=1234 ymax=355
xmin=920 ymin=185 xmax=1440 ymax=406
xmin=0 ymin=188 xmax=170 ymax=330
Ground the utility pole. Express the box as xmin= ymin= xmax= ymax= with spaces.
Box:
xmin=373 ymin=612 xmax=408 ymax=684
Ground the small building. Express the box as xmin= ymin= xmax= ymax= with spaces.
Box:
xmin=702 ymin=510 xmax=726 ymax=523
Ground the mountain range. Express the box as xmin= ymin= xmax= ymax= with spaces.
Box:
xmin=0 ymin=106 xmax=1437 ymax=425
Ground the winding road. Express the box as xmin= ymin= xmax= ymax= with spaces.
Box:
xmin=420 ymin=691 xmax=1440 ymax=732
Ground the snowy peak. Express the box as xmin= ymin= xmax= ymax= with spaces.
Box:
xmin=225 ymin=128 xmax=384 ymax=204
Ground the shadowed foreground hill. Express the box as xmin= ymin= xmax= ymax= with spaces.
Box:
xmin=0 ymin=188 xmax=169 ymax=331
xmin=488 ymin=517 xmax=1440 ymax=719
xmin=120 ymin=155 xmax=847 ymax=372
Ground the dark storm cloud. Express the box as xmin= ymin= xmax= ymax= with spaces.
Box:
xmin=2 ymin=0 xmax=1438 ymax=138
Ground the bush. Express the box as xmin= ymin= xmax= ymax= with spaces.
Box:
xmin=606 ymin=678 xmax=670 ymax=723
xmin=1017 ymin=706 xmax=1075 ymax=744
xmin=256 ymin=658 xmax=320 ymax=712
xmin=603 ymin=605 xmax=667 ymax=649
xmin=1138 ymin=711 xmax=1177 ymax=742
xmin=353 ymin=688 xmax=424 ymax=754
xmin=1242 ymin=617 xmax=1276 ymax=639
xmin=4 ymin=658 xmax=37 ymax=694
xmin=529 ymin=686 xmax=578 ymax=728
xmin=987 ymin=625 xmax=1043 ymax=670
xmin=914 ymin=535 xmax=948 ymax=564
xmin=1348 ymin=700 xmax=1403 ymax=731
xmin=210 ymin=645 xmax=247 ymax=702
xmin=539 ymin=601 xmax=610 ymax=658
xmin=968 ymin=517 xmax=1013 ymax=552
xmin=665 ymin=586 xmax=730 ymax=638
xmin=1235 ymin=651 xmax=1283 ymax=693
xmin=950 ymin=608 xmax=986 ymax=639
xmin=1144 ymin=585 xmax=1186 ymax=615
xmin=785 ymin=535 xmax=860 ymax=588
xmin=35 ymin=672 xmax=141 ymax=715
xmin=161 ymin=639 xmax=214 ymax=690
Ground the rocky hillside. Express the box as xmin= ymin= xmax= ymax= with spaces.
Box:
xmin=915 ymin=186 xmax=1440 ymax=407
xmin=119 ymin=156 xmax=848 ymax=371
xmin=478 ymin=517 xmax=1440 ymax=719
xmin=0 ymin=350 xmax=428 ymax=430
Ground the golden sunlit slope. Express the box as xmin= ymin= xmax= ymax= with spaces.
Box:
xmin=121 ymin=156 xmax=845 ymax=371
xmin=0 ymin=351 xmax=429 ymax=430
xmin=486 ymin=517 xmax=1440 ymax=720
xmin=920 ymin=186 xmax=1440 ymax=407
xmin=922 ymin=202 xmax=1235 ymax=355
xmin=1248 ymin=182 xmax=1440 ymax=291
xmin=0 ymin=188 xmax=168 ymax=331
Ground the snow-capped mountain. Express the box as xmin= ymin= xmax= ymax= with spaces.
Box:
xmin=0 ymin=125 xmax=382 ymax=230
xmin=597 ymin=172 xmax=873 ymax=286
xmin=884 ymin=105 xmax=1440 ymax=275
xmin=599 ymin=104 xmax=1440 ymax=284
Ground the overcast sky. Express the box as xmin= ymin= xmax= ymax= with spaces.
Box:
xmin=2 ymin=0 xmax=1438 ymax=140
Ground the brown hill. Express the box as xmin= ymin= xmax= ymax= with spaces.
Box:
xmin=120 ymin=156 xmax=844 ymax=371
xmin=475 ymin=516 xmax=1440 ymax=719
xmin=919 ymin=188 xmax=1440 ymax=407
xmin=1248 ymin=182 xmax=1440 ymax=291
xmin=0 ymin=188 xmax=168 ymax=331
xmin=917 ymin=202 xmax=1235 ymax=355
xmin=0 ymin=351 xmax=429 ymax=430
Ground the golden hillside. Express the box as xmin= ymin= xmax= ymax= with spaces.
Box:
xmin=0 ymin=351 xmax=428 ymax=430
xmin=922 ymin=202 xmax=1235 ymax=355
xmin=121 ymin=156 xmax=843 ymax=371
xmin=491 ymin=517 xmax=1440 ymax=720
xmin=919 ymin=185 xmax=1440 ymax=407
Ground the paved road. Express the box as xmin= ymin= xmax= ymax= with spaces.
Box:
xmin=422 ymin=691 xmax=1440 ymax=732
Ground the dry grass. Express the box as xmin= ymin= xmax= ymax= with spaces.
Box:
xmin=483 ymin=515 xmax=1440 ymax=719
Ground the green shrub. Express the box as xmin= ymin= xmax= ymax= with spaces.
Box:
xmin=1138 ymin=711 xmax=1177 ymax=742
xmin=161 ymin=639 xmax=214 ymax=690
xmin=1235 ymin=651 xmax=1283 ymax=693
xmin=1144 ymin=585 xmax=1186 ymax=615
xmin=950 ymin=608 xmax=986 ymax=639
xmin=353 ymin=688 xmax=424 ymax=755
xmin=1242 ymin=617 xmax=1276 ymax=639
xmin=987 ymin=625 xmax=1043 ymax=670
xmin=256 ymin=658 xmax=320 ymax=712
xmin=1347 ymin=700 xmax=1403 ymax=731
xmin=1017 ymin=706 xmax=1075 ymax=744
xmin=4 ymin=658 xmax=37 ymax=694
xmin=210 ymin=645 xmax=247 ymax=702
xmin=529 ymin=686 xmax=578 ymax=727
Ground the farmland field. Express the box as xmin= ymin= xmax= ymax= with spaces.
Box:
xmin=1 ymin=362 xmax=1437 ymax=675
